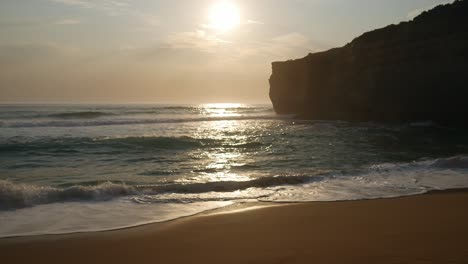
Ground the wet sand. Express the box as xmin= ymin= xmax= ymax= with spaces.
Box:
xmin=1 ymin=191 xmax=468 ymax=264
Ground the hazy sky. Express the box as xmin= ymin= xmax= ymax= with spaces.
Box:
xmin=0 ymin=0 xmax=451 ymax=103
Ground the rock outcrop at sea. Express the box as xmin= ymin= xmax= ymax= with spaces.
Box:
xmin=269 ymin=0 xmax=468 ymax=126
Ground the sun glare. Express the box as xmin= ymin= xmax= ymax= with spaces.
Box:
xmin=209 ymin=1 xmax=241 ymax=32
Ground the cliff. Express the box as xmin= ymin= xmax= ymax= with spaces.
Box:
xmin=270 ymin=0 xmax=468 ymax=126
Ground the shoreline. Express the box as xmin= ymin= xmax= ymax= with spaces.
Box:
xmin=0 ymin=188 xmax=467 ymax=239
xmin=2 ymin=190 xmax=468 ymax=263
xmin=0 ymin=188 xmax=465 ymax=240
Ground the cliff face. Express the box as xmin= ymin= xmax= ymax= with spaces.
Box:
xmin=270 ymin=0 xmax=468 ymax=126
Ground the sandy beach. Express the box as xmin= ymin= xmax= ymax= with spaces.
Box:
xmin=1 ymin=191 xmax=468 ymax=264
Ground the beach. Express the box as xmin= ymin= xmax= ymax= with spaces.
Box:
xmin=2 ymin=190 xmax=468 ymax=264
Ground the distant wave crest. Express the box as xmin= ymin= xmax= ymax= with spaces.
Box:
xmin=0 ymin=114 xmax=284 ymax=128
xmin=1 ymin=136 xmax=266 ymax=152
xmin=48 ymin=111 xmax=114 ymax=119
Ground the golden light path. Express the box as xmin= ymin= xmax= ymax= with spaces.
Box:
xmin=190 ymin=103 xmax=253 ymax=184
xmin=209 ymin=1 xmax=241 ymax=32
xmin=203 ymin=103 xmax=243 ymax=117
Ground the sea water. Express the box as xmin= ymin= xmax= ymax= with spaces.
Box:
xmin=1 ymin=103 xmax=468 ymax=237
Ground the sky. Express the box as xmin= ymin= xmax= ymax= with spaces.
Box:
xmin=0 ymin=0 xmax=452 ymax=103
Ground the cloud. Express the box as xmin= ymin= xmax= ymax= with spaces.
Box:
xmin=156 ymin=30 xmax=317 ymax=65
xmin=0 ymin=19 xmax=38 ymax=28
xmin=56 ymin=19 xmax=81 ymax=25
xmin=246 ymin=20 xmax=264 ymax=25
xmin=50 ymin=0 xmax=130 ymax=15
xmin=407 ymin=1 xmax=453 ymax=19
xmin=50 ymin=0 xmax=159 ymax=30
xmin=50 ymin=0 xmax=160 ymax=32
xmin=242 ymin=32 xmax=317 ymax=61
xmin=50 ymin=0 xmax=129 ymax=8
xmin=271 ymin=32 xmax=309 ymax=48
xmin=132 ymin=14 xmax=160 ymax=32
xmin=163 ymin=30 xmax=229 ymax=52
xmin=140 ymin=14 xmax=160 ymax=27
xmin=50 ymin=0 xmax=93 ymax=8
xmin=0 ymin=43 xmax=76 ymax=70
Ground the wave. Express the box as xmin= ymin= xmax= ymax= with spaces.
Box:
xmin=223 ymin=142 xmax=264 ymax=149
xmin=1 ymin=136 xmax=265 ymax=153
xmin=138 ymin=175 xmax=315 ymax=194
xmin=0 ymin=136 xmax=209 ymax=152
xmin=0 ymin=175 xmax=314 ymax=210
xmin=0 ymin=114 xmax=285 ymax=128
xmin=1 ymin=155 xmax=467 ymax=210
xmin=48 ymin=111 xmax=114 ymax=119
xmin=101 ymin=136 xmax=214 ymax=149
xmin=430 ymin=156 xmax=468 ymax=169
xmin=0 ymin=105 xmax=274 ymax=121
xmin=0 ymin=181 xmax=137 ymax=210
xmin=370 ymin=155 xmax=468 ymax=171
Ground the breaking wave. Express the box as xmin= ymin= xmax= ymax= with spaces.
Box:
xmin=1 ymin=155 xmax=467 ymax=210
xmin=370 ymin=155 xmax=468 ymax=171
xmin=0 ymin=175 xmax=313 ymax=210
xmin=0 ymin=181 xmax=137 ymax=210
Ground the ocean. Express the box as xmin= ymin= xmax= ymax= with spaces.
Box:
xmin=1 ymin=103 xmax=468 ymax=237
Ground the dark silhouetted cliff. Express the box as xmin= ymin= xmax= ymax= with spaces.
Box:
xmin=270 ymin=0 xmax=468 ymax=126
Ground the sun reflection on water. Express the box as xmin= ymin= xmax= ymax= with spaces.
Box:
xmin=190 ymin=103 xmax=256 ymax=183
xmin=201 ymin=103 xmax=244 ymax=117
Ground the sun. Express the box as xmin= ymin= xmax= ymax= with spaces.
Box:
xmin=209 ymin=1 xmax=241 ymax=32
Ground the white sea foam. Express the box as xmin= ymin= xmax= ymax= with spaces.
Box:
xmin=0 ymin=181 xmax=138 ymax=210
xmin=0 ymin=156 xmax=467 ymax=237
xmin=0 ymin=175 xmax=311 ymax=209
xmin=263 ymin=156 xmax=468 ymax=202
xmin=0 ymin=200 xmax=232 ymax=238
